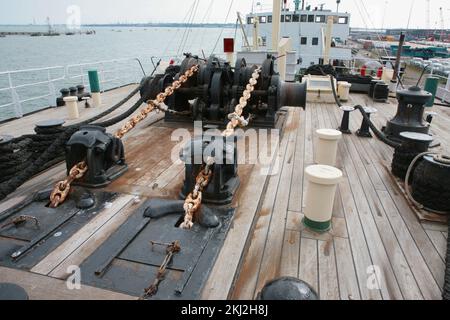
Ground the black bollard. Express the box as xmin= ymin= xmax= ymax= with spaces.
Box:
xmin=339 ymin=106 xmax=355 ymax=134
xmin=356 ymin=107 xmax=377 ymax=138
xmin=57 ymin=88 xmax=70 ymax=107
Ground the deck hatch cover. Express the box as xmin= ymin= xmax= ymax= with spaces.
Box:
xmin=79 ymin=199 xmax=234 ymax=299
xmin=0 ymin=190 xmax=117 ymax=269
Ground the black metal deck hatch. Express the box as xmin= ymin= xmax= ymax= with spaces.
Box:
xmin=78 ymin=199 xmax=235 ymax=300
xmin=0 ymin=189 xmax=118 ymax=270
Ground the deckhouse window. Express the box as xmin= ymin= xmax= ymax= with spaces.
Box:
xmin=308 ymin=15 xmax=315 ymax=22
xmin=260 ymin=16 xmax=267 ymax=23
xmin=247 ymin=17 xmax=254 ymax=24
xmin=293 ymin=14 xmax=300 ymax=22
xmin=315 ymin=15 xmax=326 ymax=23
xmin=338 ymin=17 xmax=348 ymax=24
xmin=285 ymin=15 xmax=292 ymax=22
xmin=268 ymin=15 xmax=272 ymax=23
xmin=281 ymin=15 xmax=285 ymax=22
xmin=300 ymin=37 xmax=307 ymax=45
xmin=312 ymin=37 xmax=319 ymax=45
xmin=300 ymin=15 xmax=307 ymax=22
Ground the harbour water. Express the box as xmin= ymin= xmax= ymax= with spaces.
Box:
xmin=0 ymin=26 xmax=240 ymax=121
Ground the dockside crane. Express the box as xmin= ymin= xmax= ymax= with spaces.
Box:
xmin=439 ymin=7 xmax=445 ymax=41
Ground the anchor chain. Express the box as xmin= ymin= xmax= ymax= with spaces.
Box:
xmin=180 ymin=157 xmax=215 ymax=229
xmin=142 ymin=240 xmax=181 ymax=298
xmin=0 ymin=215 xmax=40 ymax=230
xmin=180 ymin=67 xmax=262 ymax=229
xmin=49 ymin=65 xmax=200 ymax=208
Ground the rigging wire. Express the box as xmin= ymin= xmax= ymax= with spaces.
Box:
xmin=357 ymin=0 xmax=391 ymax=58
xmin=176 ymin=1 xmax=197 ymax=56
xmin=162 ymin=0 xmax=196 ymax=59
xmin=178 ymin=0 xmax=201 ymax=57
xmin=211 ymin=0 xmax=235 ymax=55
xmin=406 ymin=0 xmax=416 ymax=30
xmin=192 ymin=0 xmax=216 ymax=52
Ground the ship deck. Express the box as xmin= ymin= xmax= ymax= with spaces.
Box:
xmin=0 ymin=85 xmax=448 ymax=300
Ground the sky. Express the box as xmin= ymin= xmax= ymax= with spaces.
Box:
xmin=0 ymin=0 xmax=449 ymax=29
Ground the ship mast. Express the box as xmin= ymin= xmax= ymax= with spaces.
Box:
xmin=272 ymin=0 xmax=282 ymax=51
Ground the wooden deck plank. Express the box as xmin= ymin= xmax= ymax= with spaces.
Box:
xmin=253 ymin=110 xmax=300 ymax=296
xmin=288 ymin=109 xmax=306 ymax=213
xmin=298 ymin=237 xmax=319 ymax=294
xmin=334 ymin=237 xmax=362 ymax=300
xmin=346 ymin=96 xmax=446 ymax=293
xmin=31 ymin=195 xmax=134 ymax=275
xmin=318 ymin=239 xmax=340 ymax=300
xmin=47 ymin=199 xmax=142 ymax=279
xmin=0 ymin=266 xmax=136 ymax=300
xmin=426 ymin=229 xmax=447 ymax=262
xmin=324 ymin=104 xmax=382 ymax=300
xmin=334 ymin=107 xmax=421 ymax=300
xmin=279 ymin=230 xmax=301 ymax=278
xmin=230 ymin=113 xmax=294 ymax=299
xmin=201 ymin=111 xmax=291 ymax=300
xmin=340 ymin=113 xmax=424 ymax=300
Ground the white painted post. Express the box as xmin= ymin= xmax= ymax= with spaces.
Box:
xmin=323 ymin=16 xmax=334 ymax=64
xmin=278 ymin=37 xmax=292 ymax=81
xmin=272 ymin=0 xmax=282 ymax=52
xmin=47 ymin=69 xmax=56 ymax=107
xmin=253 ymin=14 xmax=259 ymax=51
xmin=8 ymin=72 xmax=22 ymax=118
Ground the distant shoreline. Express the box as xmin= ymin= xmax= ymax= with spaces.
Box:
xmin=0 ymin=23 xmax=236 ymax=28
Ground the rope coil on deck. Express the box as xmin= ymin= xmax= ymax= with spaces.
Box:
xmin=0 ymin=82 xmax=148 ymax=201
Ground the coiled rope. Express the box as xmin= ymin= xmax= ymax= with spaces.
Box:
xmin=0 ymin=81 xmax=149 ymax=201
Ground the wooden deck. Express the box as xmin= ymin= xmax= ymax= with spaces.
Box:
xmin=223 ymin=95 xmax=449 ymax=300
xmin=0 ymin=86 xmax=448 ymax=300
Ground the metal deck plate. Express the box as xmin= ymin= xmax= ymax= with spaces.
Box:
xmin=0 ymin=189 xmax=117 ymax=270
xmin=79 ymin=199 xmax=235 ymax=299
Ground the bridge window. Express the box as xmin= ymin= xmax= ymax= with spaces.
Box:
xmin=293 ymin=14 xmax=299 ymax=22
xmin=285 ymin=15 xmax=292 ymax=22
xmin=312 ymin=37 xmax=319 ymax=45
xmin=247 ymin=17 xmax=254 ymax=24
xmin=308 ymin=15 xmax=315 ymax=22
xmin=300 ymin=14 xmax=307 ymax=22
xmin=338 ymin=17 xmax=348 ymax=24
xmin=301 ymin=37 xmax=307 ymax=45
xmin=268 ymin=15 xmax=272 ymax=23
xmin=260 ymin=16 xmax=267 ymax=23
xmin=315 ymin=15 xmax=326 ymax=23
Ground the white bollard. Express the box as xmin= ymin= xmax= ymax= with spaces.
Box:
xmin=337 ymin=82 xmax=352 ymax=102
xmin=64 ymin=96 xmax=79 ymax=120
xmin=315 ymin=129 xmax=342 ymax=166
xmin=92 ymin=92 xmax=102 ymax=107
xmin=303 ymin=165 xmax=343 ymax=233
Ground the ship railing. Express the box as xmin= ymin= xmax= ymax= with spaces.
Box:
xmin=0 ymin=57 xmax=150 ymax=122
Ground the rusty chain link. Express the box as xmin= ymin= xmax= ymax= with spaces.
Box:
xmin=180 ymin=157 xmax=215 ymax=229
xmin=180 ymin=67 xmax=262 ymax=229
xmin=142 ymin=240 xmax=181 ymax=299
xmin=49 ymin=161 xmax=88 ymax=208
xmin=49 ymin=65 xmax=200 ymax=208
xmin=0 ymin=215 xmax=40 ymax=230
xmin=223 ymin=67 xmax=261 ymax=137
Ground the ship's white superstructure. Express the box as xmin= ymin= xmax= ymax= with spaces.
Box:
xmin=243 ymin=4 xmax=351 ymax=69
